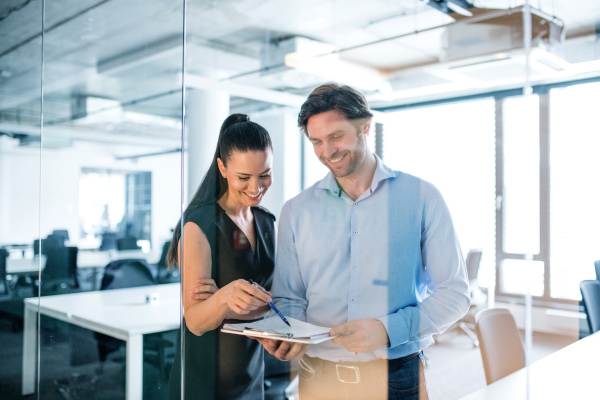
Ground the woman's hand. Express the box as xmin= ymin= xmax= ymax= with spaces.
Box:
xmin=220 ymin=279 xmax=272 ymax=314
xmin=190 ymin=278 xmax=218 ymax=301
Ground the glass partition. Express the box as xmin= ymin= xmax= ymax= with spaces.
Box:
xmin=0 ymin=0 xmax=43 ymax=398
xmin=2 ymin=0 xmax=598 ymax=399
xmin=34 ymin=0 xmax=184 ymax=399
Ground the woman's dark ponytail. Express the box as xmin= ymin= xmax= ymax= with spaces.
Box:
xmin=166 ymin=113 xmax=272 ymax=268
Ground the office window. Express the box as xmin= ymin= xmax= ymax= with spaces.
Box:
xmin=502 ymin=95 xmax=540 ymax=256
xmin=381 ymin=98 xmax=497 ymax=287
xmin=549 ymin=82 xmax=600 ymax=300
xmin=79 ymin=169 xmax=152 ymax=242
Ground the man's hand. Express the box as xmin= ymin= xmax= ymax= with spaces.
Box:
xmin=254 ymin=337 xmax=309 ymax=361
xmin=190 ymin=278 xmax=218 ymax=301
xmin=330 ymin=319 xmax=389 ymax=353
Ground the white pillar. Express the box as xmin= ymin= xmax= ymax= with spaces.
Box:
xmin=186 ymin=89 xmax=229 ymax=204
xmin=253 ymin=108 xmax=302 ymax=219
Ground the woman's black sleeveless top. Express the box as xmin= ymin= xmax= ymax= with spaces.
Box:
xmin=169 ymin=203 xmax=276 ymax=400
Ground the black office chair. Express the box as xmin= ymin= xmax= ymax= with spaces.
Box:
xmin=594 ymin=260 xmax=600 ymax=281
xmin=156 ymin=241 xmax=180 ymax=284
xmin=52 ymin=229 xmax=70 ymax=245
xmin=0 ymin=249 xmax=11 ymax=301
xmin=99 ymin=232 xmax=118 ymax=251
xmin=35 ymin=246 xmax=79 ymax=296
xmin=475 ymin=308 xmax=525 ymax=385
xmin=33 ymin=234 xmax=65 ymax=256
xmin=580 ymin=280 xmax=600 ymax=334
xmin=95 ymin=259 xmax=174 ymax=381
xmin=116 ymin=236 xmax=141 ymax=251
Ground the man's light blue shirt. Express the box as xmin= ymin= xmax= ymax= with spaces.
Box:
xmin=272 ymin=155 xmax=470 ymax=362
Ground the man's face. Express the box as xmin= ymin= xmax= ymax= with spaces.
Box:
xmin=306 ymin=110 xmax=370 ymax=179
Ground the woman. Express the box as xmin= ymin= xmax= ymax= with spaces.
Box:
xmin=167 ymin=113 xmax=276 ymax=400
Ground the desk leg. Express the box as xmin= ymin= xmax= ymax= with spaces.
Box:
xmin=22 ymin=305 xmax=37 ymax=395
xmin=126 ymin=334 xmax=143 ymax=400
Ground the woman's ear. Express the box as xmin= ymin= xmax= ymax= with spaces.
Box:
xmin=217 ymin=157 xmax=226 ymax=178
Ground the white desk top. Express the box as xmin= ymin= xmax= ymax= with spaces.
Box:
xmin=24 ymin=283 xmax=180 ymax=340
xmin=7 ymin=248 xmax=162 ymax=274
xmin=461 ymin=332 xmax=600 ymax=399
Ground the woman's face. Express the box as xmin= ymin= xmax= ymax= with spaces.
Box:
xmin=218 ymin=149 xmax=273 ymax=207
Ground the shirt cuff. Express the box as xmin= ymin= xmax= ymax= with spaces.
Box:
xmin=377 ymin=313 xmax=409 ymax=349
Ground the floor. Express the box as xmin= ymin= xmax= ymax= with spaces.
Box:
xmin=423 ymin=325 xmax=578 ymax=400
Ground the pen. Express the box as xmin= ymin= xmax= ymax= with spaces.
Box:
xmin=249 ymin=279 xmax=291 ymax=327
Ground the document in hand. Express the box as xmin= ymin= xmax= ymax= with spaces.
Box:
xmin=221 ymin=316 xmax=335 ymax=344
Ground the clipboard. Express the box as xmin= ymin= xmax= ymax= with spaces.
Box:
xmin=221 ymin=316 xmax=335 ymax=344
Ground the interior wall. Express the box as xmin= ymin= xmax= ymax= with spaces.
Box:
xmin=1 ymin=140 xmax=180 ymax=247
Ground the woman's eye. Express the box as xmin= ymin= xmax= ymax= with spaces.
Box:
xmin=238 ymin=177 xmax=250 ymax=181
xmin=260 ymin=175 xmax=271 ymax=179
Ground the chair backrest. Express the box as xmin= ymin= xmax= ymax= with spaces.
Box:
xmin=100 ymin=258 xmax=156 ymax=290
xmin=475 ymin=308 xmax=525 ymax=385
xmin=99 ymin=232 xmax=118 ymax=251
xmin=580 ymin=280 xmax=600 ymax=334
xmin=52 ymin=229 xmax=70 ymax=244
xmin=465 ymin=249 xmax=483 ymax=281
xmin=33 ymin=235 xmax=65 ymax=256
xmin=0 ymin=249 xmax=9 ymax=296
xmin=43 ymin=246 xmax=78 ymax=282
xmin=594 ymin=260 xmax=600 ymax=281
xmin=116 ymin=236 xmax=141 ymax=251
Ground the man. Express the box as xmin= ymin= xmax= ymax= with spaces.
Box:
xmin=258 ymin=83 xmax=470 ymax=400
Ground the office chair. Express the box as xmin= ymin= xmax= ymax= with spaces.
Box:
xmin=594 ymin=260 xmax=600 ymax=281
xmin=0 ymin=249 xmax=11 ymax=301
xmin=156 ymin=241 xmax=180 ymax=284
xmin=95 ymin=259 xmax=174 ymax=381
xmin=52 ymin=229 xmax=70 ymax=245
xmin=33 ymin=234 xmax=65 ymax=256
xmin=35 ymin=246 xmax=79 ymax=296
xmin=116 ymin=236 xmax=141 ymax=251
xmin=475 ymin=308 xmax=525 ymax=385
xmin=580 ymin=280 xmax=600 ymax=334
xmin=98 ymin=232 xmax=118 ymax=251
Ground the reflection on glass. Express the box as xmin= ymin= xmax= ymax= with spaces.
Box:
xmin=503 ymin=94 xmax=540 ymax=255
xmin=383 ymin=99 xmax=496 ymax=287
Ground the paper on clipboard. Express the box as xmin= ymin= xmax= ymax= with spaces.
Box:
xmin=221 ymin=316 xmax=334 ymax=344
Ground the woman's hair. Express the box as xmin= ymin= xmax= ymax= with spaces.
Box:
xmin=166 ymin=113 xmax=272 ymax=268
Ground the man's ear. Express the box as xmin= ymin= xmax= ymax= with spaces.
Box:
xmin=217 ymin=157 xmax=226 ymax=178
xmin=362 ymin=122 xmax=371 ymax=136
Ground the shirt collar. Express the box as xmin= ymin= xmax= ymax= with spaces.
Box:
xmin=317 ymin=154 xmax=396 ymax=197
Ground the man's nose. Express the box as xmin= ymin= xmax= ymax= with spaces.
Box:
xmin=322 ymin=142 xmax=336 ymax=158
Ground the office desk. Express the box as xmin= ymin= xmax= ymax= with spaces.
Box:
xmin=22 ymin=283 xmax=180 ymax=400
xmin=7 ymin=249 xmax=162 ymax=289
xmin=461 ymin=332 xmax=600 ymax=399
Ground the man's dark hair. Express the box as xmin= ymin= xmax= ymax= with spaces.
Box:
xmin=298 ymin=83 xmax=374 ymax=136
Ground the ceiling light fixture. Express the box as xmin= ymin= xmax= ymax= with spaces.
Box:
xmin=283 ymin=37 xmax=390 ymax=92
